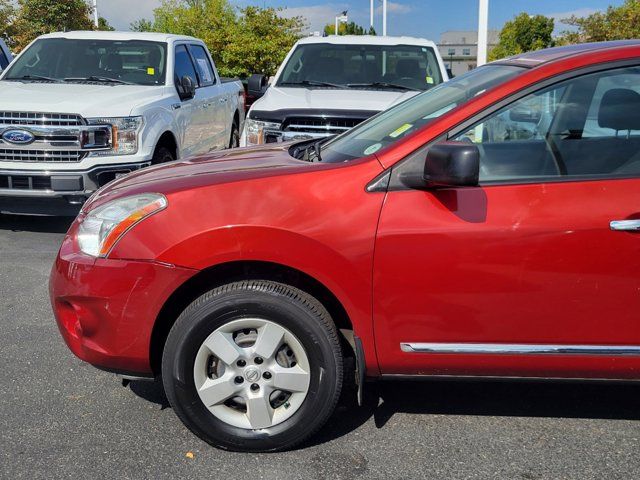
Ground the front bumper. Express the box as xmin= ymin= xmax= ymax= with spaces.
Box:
xmin=49 ymin=224 xmax=197 ymax=375
xmin=0 ymin=161 xmax=150 ymax=215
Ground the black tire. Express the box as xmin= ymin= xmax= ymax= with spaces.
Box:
xmin=161 ymin=280 xmax=343 ymax=452
xmin=229 ymin=121 xmax=240 ymax=149
xmin=152 ymin=145 xmax=174 ymax=164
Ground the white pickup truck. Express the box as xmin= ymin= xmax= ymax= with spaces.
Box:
xmin=0 ymin=31 xmax=244 ymax=215
xmin=241 ymin=35 xmax=447 ymax=146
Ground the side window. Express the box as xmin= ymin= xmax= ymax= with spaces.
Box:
xmin=189 ymin=44 xmax=216 ymax=86
xmin=453 ymin=65 xmax=640 ymax=182
xmin=0 ymin=50 xmax=7 ymax=70
xmin=174 ymin=45 xmax=198 ymax=86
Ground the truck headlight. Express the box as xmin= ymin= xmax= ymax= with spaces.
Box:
xmin=77 ymin=193 xmax=167 ymax=257
xmin=87 ymin=116 xmax=143 ymax=156
xmin=244 ymin=118 xmax=281 ymax=145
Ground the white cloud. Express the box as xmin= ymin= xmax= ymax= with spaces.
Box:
xmin=94 ymin=0 xmax=160 ymax=30
xmin=547 ymin=7 xmax=601 ymax=26
xmin=375 ymin=2 xmax=412 ymax=15
xmin=280 ymin=4 xmax=349 ymax=34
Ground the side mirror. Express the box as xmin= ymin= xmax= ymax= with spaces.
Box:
xmin=247 ymin=73 xmax=268 ymax=100
xmin=177 ymin=75 xmax=196 ymax=101
xmin=446 ymin=68 xmax=454 ymax=79
xmin=423 ymin=142 xmax=480 ymax=187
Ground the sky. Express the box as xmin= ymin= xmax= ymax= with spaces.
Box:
xmin=96 ymin=0 xmax=627 ymax=40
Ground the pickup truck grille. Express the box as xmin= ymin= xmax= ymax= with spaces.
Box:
xmin=0 ymin=112 xmax=111 ymax=163
xmin=0 ymin=111 xmax=84 ymax=127
xmin=0 ymin=148 xmax=86 ymax=163
xmin=283 ymin=117 xmax=365 ymax=135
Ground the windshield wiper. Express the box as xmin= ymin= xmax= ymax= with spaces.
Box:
xmin=280 ymin=80 xmax=347 ymax=89
xmin=64 ymin=76 xmax=134 ymax=85
xmin=7 ymin=74 xmax=63 ymax=83
xmin=347 ymin=81 xmax=420 ymax=92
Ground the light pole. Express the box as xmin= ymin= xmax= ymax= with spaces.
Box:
xmin=477 ymin=0 xmax=489 ymax=66
xmin=382 ymin=0 xmax=387 ymax=36
xmin=370 ymin=0 xmax=374 ymax=30
xmin=93 ymin=0 xmax=99 ymax=28
xmin=335 ymin=12 xmax=348 ymax=35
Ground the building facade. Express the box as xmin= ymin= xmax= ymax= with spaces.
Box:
xmin=437 ymin=30 xmax=499 ymax=77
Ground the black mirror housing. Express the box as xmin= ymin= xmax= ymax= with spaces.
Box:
xmin=247 ymin=73 xmax=268 ymax=99
xmin=424 ymin=142 xmax=480 ymax=188
xmin=178 ymin=75 xmax=196 ymax=100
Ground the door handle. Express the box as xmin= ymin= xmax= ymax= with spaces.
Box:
xmin=202 ymin=102 xmax=211 ymax=109
xmin=610 ymin=219 xmax=640 ymax=231
xmin=219 ymin=97 xmax=227 ymax=104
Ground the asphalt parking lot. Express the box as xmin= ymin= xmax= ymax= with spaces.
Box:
xmin=1 ymin=213 xmax=639 ymax=480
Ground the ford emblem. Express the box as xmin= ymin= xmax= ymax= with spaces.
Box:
xmin=2 ymin=129 xmax=35 ymax=145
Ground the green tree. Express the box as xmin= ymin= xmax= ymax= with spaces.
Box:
xmin=132 ymin=0 xmax=304 ymax=78
xmin=11 ymin=0 xmax=95 ymax=51
xmin=97 ymin=17 xmax=114 ymax=31
xmin=489 ymin=13 xmax=555 ymax=61
xmin=323 ymin=21 xmax=376 ymax=36
xmin=558 ymin=0 xmax=640 ymax=44
xmin=0 ymin=0 xmax=15 ymax=43
xmin=130 ymin=18 xmax=154 ymax=32
xmin=223 ymin=6 xmax=304 ymax=78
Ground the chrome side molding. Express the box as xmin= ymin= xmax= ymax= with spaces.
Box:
xmin=400 ymin=343 xmax=640 ymax=356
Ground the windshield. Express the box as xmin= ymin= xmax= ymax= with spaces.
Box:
xmin=3 ymin=38 xmax=167 ymax=86
xmin=319 ymin=65 xmax=525 ymax=163
xmin=277 ymin=43 xmax=444 ymax=91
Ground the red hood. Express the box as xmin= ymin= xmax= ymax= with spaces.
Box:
xmin=87 ymin=143 xmax=313 ymax=209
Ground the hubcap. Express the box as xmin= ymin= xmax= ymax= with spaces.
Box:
xmin=193 ymin=318 xmax=311 ymax=430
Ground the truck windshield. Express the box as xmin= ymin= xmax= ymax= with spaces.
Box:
xmin=319 ymin=65 xmax=525 ymax=163
xmin=277 ymin=43 xmax=444 ymax=92
xmin=3 ymin=38 xmax=167 ymax=86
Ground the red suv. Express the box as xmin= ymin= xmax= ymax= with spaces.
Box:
xmin=51 ymin=41 xmax=640 ymax=452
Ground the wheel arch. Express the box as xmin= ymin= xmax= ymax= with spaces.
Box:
xmin=149 ymin=260 xmax=355 ymax=376
xmin=154 ymin=131 xmax=178 ymax=161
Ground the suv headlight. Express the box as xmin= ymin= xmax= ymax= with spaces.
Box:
xmin=78 ymin=193 xmax=167 ymax=257
xmin=87 ymin=116 xmax=143 ymax=156
xmin=244 ymin=118 xmax=281 ymax=145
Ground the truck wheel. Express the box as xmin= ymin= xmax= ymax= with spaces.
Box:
xmin=162 ymin=280 xmax=344 ymax=452
xmin=229 ymin=123 xmax=240 ymax=149
xmin=152 ymin=146 xmax=174 ymax=164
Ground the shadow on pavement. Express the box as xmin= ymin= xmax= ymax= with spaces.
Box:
xmin=128 ymin=376 xmax=640 ymax=448
xmin=0 ymin=214 xmax=74 ymax=234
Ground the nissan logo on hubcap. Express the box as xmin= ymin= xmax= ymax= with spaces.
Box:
xmin=244 ymin=367 xmax=261 ymax=383
xmin=2 ymin=129 xmax=35 ymax=145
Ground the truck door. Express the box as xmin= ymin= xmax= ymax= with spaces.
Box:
xmin=188 ymin=44 xmax=228 ymax=150
xmin=173 ymin=44 xmax=204 ymax=156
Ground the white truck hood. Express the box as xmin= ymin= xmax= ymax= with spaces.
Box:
xmin=252 ymin=86 xmax=419 ymax=114
xmin=0 ymin=81 xmax=163 ymax=117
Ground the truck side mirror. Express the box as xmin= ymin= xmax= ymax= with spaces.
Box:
xmin=247 ymin=74 xmax=268 ymax=100
xmin=178 ymin=75 xmax=196 ymax=101
xmin=423 ymin=142 xmax=480 ymax=188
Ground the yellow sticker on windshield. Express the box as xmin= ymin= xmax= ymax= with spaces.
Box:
xmin=147 ymin=67 xmax=155 ymax=75
xmin=389 ymin=123 xmax=413 ymax=138
xmin=426 ymin=76 xmax=434 ymax=84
